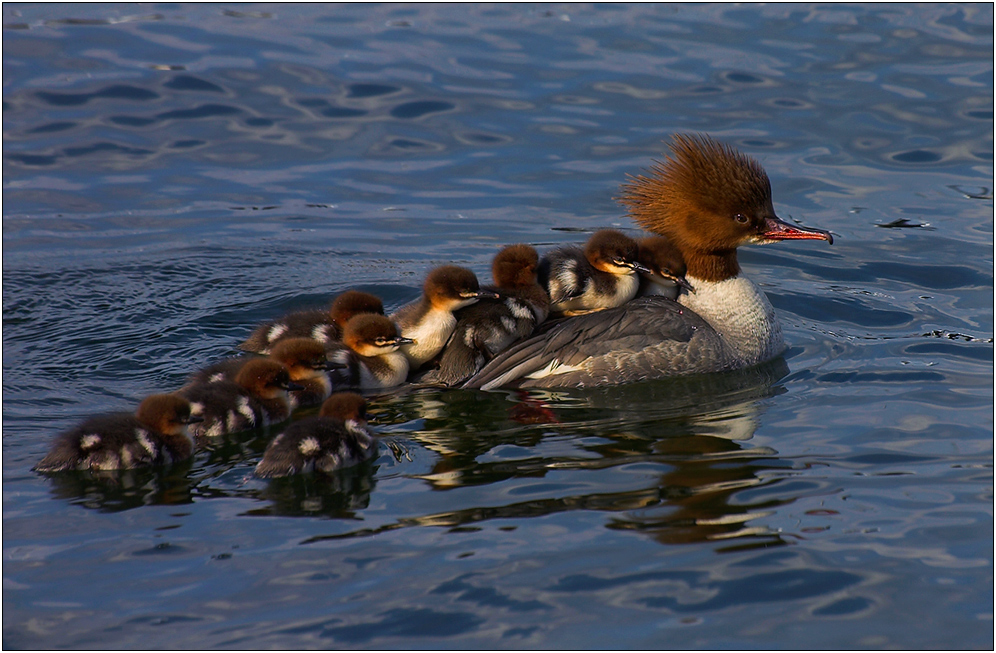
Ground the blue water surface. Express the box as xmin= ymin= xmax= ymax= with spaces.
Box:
xmin=3 ymin=3 xmax=993 ymax=649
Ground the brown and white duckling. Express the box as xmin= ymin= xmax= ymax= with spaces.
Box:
xmin=539 ymin=229 xmax=651 ymax=315
xmin=327 ymin=314 xmax=414 ymax=390
xmin=390 ymin=265 xmax=499 ymax=369
xmin=180 ymin=359 xmax=302 ymax=441
xmin=239 ymin=290 xmax=385 ymax=354
xmin=636 ymin=235 xmax=694 ymax=300
xmin=419 ymin=244 xmax=550 ymax=387
xmin=34 ymin=394 xmax=202 ymax=472
xmin=185 ymin=338 xmax=340 ymax=409
xmin=255 ymin=392 xmax=375 ymax=477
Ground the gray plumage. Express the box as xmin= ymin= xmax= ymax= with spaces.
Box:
xmin=462 ymin=297 xmax=735 ymax=389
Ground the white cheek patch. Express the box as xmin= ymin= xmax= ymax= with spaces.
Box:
xmin=209 ymin=372 xmax=226 ymax=384
xmin=347 ymin=422 xmax=375 ymax=452
xmin=80 ymin=434 xmax=102 ymax=450
xmin=189 ymin=402 xmax=205 ymax=416
xmin=298 ymin=436 xmax=321 ymax=456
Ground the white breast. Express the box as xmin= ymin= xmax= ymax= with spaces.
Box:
xmin=679 ymin=275 xmax=784 ymax=365
xmin=400 ymin=309 xmax=456 ymax=367
xmin=359 ymin=351 xmax=410 ymax=388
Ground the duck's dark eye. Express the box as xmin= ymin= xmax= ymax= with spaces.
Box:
xmin=734 ymin=213 xmax=749 ymax=224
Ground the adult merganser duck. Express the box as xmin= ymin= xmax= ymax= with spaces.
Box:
xmin=34 ymin=394 xmax=202 ymax=472
xmin=539 ymin=229 xmax=652 ymax=316
xmin=419 ymin=244 xmax=550 ymax=387
xmin=390 ymin=265 xmax=499 ymax=369
xmin=637 ymin=235 xmax=694 ymax=300
xmin=239 ymin=290 xmax=384 ymax=354
xmin=328 ymin=314 xmax=414 ymax=390
xmin=463 ymin=133 xmax=833 ymax=389
xmin=181 ymin=359 xmax=302 ymax=441
xmin=255 ymin=392 xmax=375 ymax=477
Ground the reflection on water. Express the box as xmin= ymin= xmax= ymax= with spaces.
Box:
xmin=293 ymin=359 xmax=793 ymax=549
xmin=38 ymin=359 xmax=795 ymax=553
xmin=43 ymin=460 xmax=196 ymax=512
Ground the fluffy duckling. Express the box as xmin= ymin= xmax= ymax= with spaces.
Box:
xmin=34 ymin=394 xmax=201 ymax=472
xmin=254 ymin=392 xmax=375 ymax=477
xmin=186 ymin=338 xmax=339 ymax=410
xmin=420 ymin=244 xmax=550 ymax=386
xmin=390 ymin=265 xmax=499 ymax=369
xmin=239 ymin=290 xmax=384 ymax=354
xmin=637 ymin=235 xmax=694 ymax=299
xmin=327 ymin=314 xmax=414 ymax=390
xmin=539 ymin=229 xmax=651 ymax=315
xmin=180 ymin=359 xmax=302 ymax=441
xmin=270 ymin=338 xmax=337 ymax=408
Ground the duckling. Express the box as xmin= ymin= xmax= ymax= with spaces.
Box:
xmin=637 ymin=235 xmax=694 ymax=299
xmin=419 ymin=244 xmax=550 ymax=386
xmin=327 ymin=314 xmax=414 ymax=390
xmin=239 ymin=290 xmax=384 ymax=354
xmin=180 ymin=359 xmax=302 ymax=441
xmin=186 ymin=338 xmax=339 ymax=409
xmin=34 ymin=394 xmax=202 ymax=472
xmin=390 ymin=265 xmax=499 ymax=369
xmin=539 ymin=229 xmax=651 ymax=316
xmin=255 ymin=392 xmax=375 ymax=477
xmin=269 ymin=338 xmax=337 ymax=408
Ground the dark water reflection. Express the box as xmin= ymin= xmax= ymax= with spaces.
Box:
xmin=3 ymin=3 xmax=992 ymax=650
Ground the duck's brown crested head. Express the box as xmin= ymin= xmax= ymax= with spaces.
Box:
xmin=619 ymin=134 xmax=831 ymax=281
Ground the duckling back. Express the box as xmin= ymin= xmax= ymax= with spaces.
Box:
xmin=181 ymin=359 xmax=298 ymax=441
xmin=239 ymin=290 xmax=384 ymax=354
xmin=34 ymin=394 xmax=197 ymax=472
xmin=255 ymin=393 xmax=374 ymax=477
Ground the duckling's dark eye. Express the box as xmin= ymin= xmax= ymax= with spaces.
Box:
xmin=734 ymin=213 xmax=749 ymax=224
